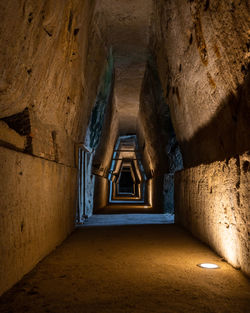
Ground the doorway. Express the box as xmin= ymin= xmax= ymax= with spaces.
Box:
xmin=76 ymin=146 xmax=94 ymax=223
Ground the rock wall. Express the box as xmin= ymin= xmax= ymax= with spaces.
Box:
xmin=138 ymin=58 xmax=183 ymax=212
xmin=92 ymin=91 xmax=119 ymax=211
xmin=152 ymin=0 xmax=250 ymax=167
xmin=163 ymin=173 xmax=174 ymax=214
xmin=78 ymin=50 xmax=115 ymax=216
xmin=0 ymin=0 xmax=108 ymax=295
xmin=175 ymin=152 xmax=250 ymax=276
xmin=0 ymin=146 xmax=77 ymax=295
xmin=0 ymin=0 xmax=99 ymax=165
xmin=95 ymin=0 xmax=153 ymax=134
xmin=0 ymin=0 xmax=108 ymax=160
xmin=151 ymin=0 xmax=250 ymax=274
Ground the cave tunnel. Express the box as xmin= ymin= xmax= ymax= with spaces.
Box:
xmin=118 ymin=167 xmax=134 ymax=194
xmin=0 ymin=0 xmax=249 ymax=312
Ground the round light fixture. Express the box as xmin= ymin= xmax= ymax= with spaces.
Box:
xmin=197 ymin=263 xmax=220 ymax=269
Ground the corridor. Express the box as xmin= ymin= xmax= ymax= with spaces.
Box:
xmin=0 ymin=216 xmax=249 ymax=313
xmin=0 ymin=0 xmax=249 ymax=310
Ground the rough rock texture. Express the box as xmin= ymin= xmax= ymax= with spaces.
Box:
xmin=175 ymin=152 xmax=250 ymax=276
xmin=92 ymin=94 xmax=119 ymax=211
xmin=0 ymin=0 xmax=249 ymax=295
xmin=138 ymin=58 xmax=183 ymax=212
xmin=163 ymin=174 xmax=174 ymax=214
xmin=0 ymin=121 xmax=26 ymax=151
xmin=96 ymin=0 xmax=152 ymax=133
xmin=0 ymin=0 xmax=108 ymax=163
xmin=0 ymin=146 xmax=77 ymax=295
xmin=151 ymin=0 xmax=250 ymax=273
xmin=91 ymin=0 xmax=155 ymax=211
xmin=0 ymin=0 xmax=109 ymax=295
xmin=152 ymin=0 xmax=250 ymax=167
xmin=80 ymin=51 xmax=115 ymax=215
xmin=138 ymin=60 xmax=169 ymax=176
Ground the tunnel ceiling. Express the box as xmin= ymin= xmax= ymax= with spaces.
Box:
xmin=95 ymin=0 xmax=153 ymax=134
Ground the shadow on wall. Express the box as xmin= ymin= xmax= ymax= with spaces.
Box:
xmin=85 ymin=49 xmax=114 ymax=151
xmin=139 ymin=56 xmax=183 ymax=213
xmin=181 ymin=64 xmax=250 ymax=168
xmin=77 ymin=50 xmax=114 ymax=220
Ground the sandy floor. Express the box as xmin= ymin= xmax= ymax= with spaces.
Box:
xmin=0 ymin=221 xmax=249 ymax=313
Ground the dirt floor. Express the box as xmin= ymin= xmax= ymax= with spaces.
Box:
xmin=0 ymin=219 xmax=249 ymax=313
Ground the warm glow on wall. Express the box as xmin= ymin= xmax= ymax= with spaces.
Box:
xmin=218 ymin=225 xmax=239 ymax=268
xmin=212 ymin=191 xmax=239 ymax=268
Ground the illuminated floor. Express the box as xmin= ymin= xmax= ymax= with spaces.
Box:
xmin=79 ymin=213 xmax=175 ymax=226
xmin=0 ymin=224 xmax=249 ymax=313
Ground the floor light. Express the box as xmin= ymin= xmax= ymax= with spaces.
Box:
xmin=197 ymin=263 xmax=220 ymax=269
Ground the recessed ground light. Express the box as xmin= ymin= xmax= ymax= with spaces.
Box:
xmin=197 ymin=263 xmax=220 ymax=269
